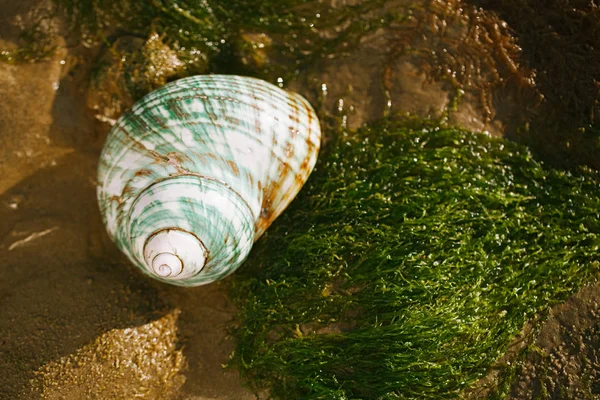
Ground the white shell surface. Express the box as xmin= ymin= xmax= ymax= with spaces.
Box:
xmin=97 ymin=75 xmax=321 ymax=286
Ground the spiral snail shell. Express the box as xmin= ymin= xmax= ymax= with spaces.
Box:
xmin=97 ymin=75 xmax=321 ymax=286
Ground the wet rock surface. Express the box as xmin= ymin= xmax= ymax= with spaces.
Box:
xmin=86 ymin=34 xmax=195 ymax=125
xmin=508 ymin=283 xmax=600 ymax=399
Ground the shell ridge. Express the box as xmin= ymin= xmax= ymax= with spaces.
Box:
xmin=126 ymin=172 xmax=257 ymax=225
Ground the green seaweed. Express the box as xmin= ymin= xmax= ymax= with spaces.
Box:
xmin=51 ymin=0 xmax=393 ymax=81
xmin=229 ymin=118 xmax=600 ymax=399
xmin=3 ymin=0 xmax=395 ymax=74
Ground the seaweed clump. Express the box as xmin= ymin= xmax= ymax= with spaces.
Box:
xmin=383 ymin=0 xmax=539 ymax=124
xmin=230 ymin=119 xmax=600 ymax=399
xmin=473 ymin=0 xmax=600 ymax=127
xmin=471 ymin=0 xmax=600 ymax=169
xmin=52 ymin=0 xmax=391 ymax=80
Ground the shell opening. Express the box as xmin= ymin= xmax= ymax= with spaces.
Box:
xmin=143 ymin=229 xmax=207 ymax=280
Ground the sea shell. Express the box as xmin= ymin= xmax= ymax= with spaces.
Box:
xmin=97 ymin=75 xmax=321 ymax=286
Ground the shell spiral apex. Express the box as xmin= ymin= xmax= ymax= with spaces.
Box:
xmin=97 ymin=75 xmax=321 ymax=286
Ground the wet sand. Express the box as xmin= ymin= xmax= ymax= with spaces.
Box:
xmin=0 ymin=2 xmax=253 ymax=398
xmin=0 ymin=66 xmax=254 ymax=398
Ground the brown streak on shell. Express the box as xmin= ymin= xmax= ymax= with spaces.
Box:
xmin=134 ymin=169 xmax=154 ymax=177
xmin=297 ymin=157 xmax=311 ymax=186
xmin=225 ymin=115 xmax=240 ymax=125
xmin=165 ymin=99 xmax=190 ymax=119
xmin=166 ymin=152 xmax=192 ymax=166
xmin=254 ymin=117 xmax=262 ymax=134
xmin=150 ymin=115 xmax=169 ymax=130
xmin=148 ymin=150 xmax=170 ymax=163
xmin=109 ymin=195 xmax=124 ymax=205
xmin=246 ymin=171 xmax=254 ymax=187
xmin=227 ymin=160 xmax=240 ymax=176
xmin=130 ymin=115 xmax=151 ymax=131
xmin=284 ymin=142 xmax=294 ymax=158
